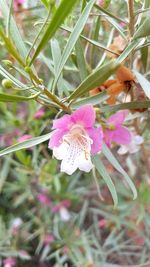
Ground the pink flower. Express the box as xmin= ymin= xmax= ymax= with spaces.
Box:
xmin=18 ymin=134 xmax=32 ymax=143
xmin=117 ymin=132 xmax=144 ymax=155
xmin=52 ymin=200 xmax=71 ymax=222
xmin=34 ymin=107 xmax=45 ymax=119
xmin=48 ymin=105 xmax=103 ymax=175
xmin=98 ymin=219 xmax=107 ymax=228
xmin=3 ymin=258 xmax=16 ymax=267
xmin=13 ymin=0 xmax=25 ymax=10
xmin=43 ymin=234 xmax=55 ymax=246
xmin=104 ymin=111 xmax=131 ymax=147
xmin=37 ymin=193 xmax=51 ymax=206
xmin=18 ymin=250 xmax=31 ymax=260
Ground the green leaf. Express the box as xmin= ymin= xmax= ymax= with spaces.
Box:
xmin=0 ymin=0 xmax=27 ymax=59
xmin=0 ymin=27 xmax=25 ymax=66
xmin=72 ymin=91 xmax=109 ymax=109
xmin=0 ymin=65 xmax=26 ymax=88
xmin=75 ymin=39 xmax=88 ymax=81
xmin=0 ymin=92 xmax=40 ymax=102
xmin=53 ymin=0 xmax=95 ymax=86
xmin=134 ymin=17 xmax=150 ymax=39
xmin=0 ymin=132 xmax=52 ymax=157
xmin=93 ymin=155 xmax=118 ymax=206
xmin=140 ymin=46 xmax=148 ymax=71
xmin=69 ymin=61 xmax=118 ymax=101
xmin=29 ymin=0 xmax=78 ymax=66
xmin=100 ymin=100 xmax=150 ymax=113
xmin=134 ymin=70 xmax=150 ymax=99
xmin=40 ymin=0 xmax=49 ymax=8
xmin=116 ymin=40 xmax=140 ymax=64
xmin=102 ymin=144 xmax=137 ymax=200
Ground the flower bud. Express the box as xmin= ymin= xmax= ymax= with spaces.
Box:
xmin=2 ymin=79 xmax=13 ymax=89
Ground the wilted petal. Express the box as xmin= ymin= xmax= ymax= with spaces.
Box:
xmin=71 ymin=105 xmax=95 ymax=128
xmin=107 ymin=110 xmax=128 ymax=126
xmin=86 ymin=127 xmax=103 ymax=154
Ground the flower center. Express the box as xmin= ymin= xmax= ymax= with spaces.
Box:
xmin=62 ymin=124 xmax=93 ymax=160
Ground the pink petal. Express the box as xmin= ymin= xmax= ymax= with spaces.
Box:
xmin=18 ymin=134 xmax=32 ymax=143
xmin=71 ymin=105 xmax=95 ymax=128
xmin=48 ymin=130 xmax=66 ymax=148
xmin=112 ymin=126 xmax=131 ymax=145
xmin=107 ymin=110 xmax=128 ymax=126
xmin=52 ymin=115 xmax=72 ymax=130
xmin=86 ymin=127 xmax=103 ymax=155
xmin=104 ymin=130 xmax=114 ymax=147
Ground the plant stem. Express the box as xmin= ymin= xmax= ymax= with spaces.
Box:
xmin=128 ymin=0 xmax=135 ymax=38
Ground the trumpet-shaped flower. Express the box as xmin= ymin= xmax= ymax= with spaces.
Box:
xmin=104 ymin=111 xmax=131 ymax=147
xmin=48 ymin=105 xmax=103 ymax=175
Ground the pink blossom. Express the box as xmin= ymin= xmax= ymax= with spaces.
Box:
xmin=52 ymin=200 xmax=71 ymax=222
xmin=34 ymin=107 xmax=45 ymax=119
xmin=48 ymin=105 xmax=103 ymax=175
xmin=104 ymin=111 xmax=131 ymax=147
xmin=18 ymin=250 xmax=31 ymax=260
xmin=117 ymin=132 xmax=143 ymax=155
xmin=3 ymin=258 xmax=16 ymax=267
xmin=13 ymin=0 xmax=25 ymax=10
xmin=43 ymin=234 xmax=55 ymax=246
xmin=37 ymin=193 xmax=51 ymax=206
xmin=98 ymin=219 xmax=107 ymax=228
xmin=18 ymin=134 xmax=32 ymax=143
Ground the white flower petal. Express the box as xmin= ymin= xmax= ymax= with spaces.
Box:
xmin=59 ymin=208 xmax=70 ymax=222
xmin=53 ymin=142 xmax=69 ymax=160
xmin=128 ymin=143 xmax=140 ymax=154
xmin=78 ymin=152 xmax=93 ymax=172
xmin=117 ymin=145 xmax=128 ymax=155
xmin=134 ymin=135 xmax=144 ymax=145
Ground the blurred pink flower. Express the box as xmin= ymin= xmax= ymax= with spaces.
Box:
xmin=18 ymin=250 xmax=31 ymax=260
xmin=117 ymin=132 xmax=143 ymax=154
xmin=52 ymin=200 xmax=71 ymax=222
xmin=37 ymin=193 xmax=51 ymax=206
xmin=0 ymin=129 xmax=20 ymax=147
xmin=96 ymin=0 xmax=104 ymax=6
xmin=3 ymin=258 xmax=16 ymax=267
xmin=14 ymin=0 xmax=25 ymax=10
xmin=48 ymin=105 xmax=103 ymax=175
xmin=43 ymin=234 xmax=55 ymax=246
xmin=11 ymin=217 xmax=23 ymax=235
xmin=34 ymin=107 xmax=45 ymax=119
xmin=104 ymin=111 xmax=131 ymax=147
xmin=98 ymin=219 xmax=107 ymax=228
xmin=18 ymin=134 xmax=32 ymax=143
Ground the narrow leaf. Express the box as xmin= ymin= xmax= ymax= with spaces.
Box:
xmin=0 ymin=133 xmax=52 ymax=157
xmin=93 ymin=155 xmax=118 ymax=206
xmin=0 ymin=92 xmax=40 ymax=102
xmin=53 ymin=0 xmax=95 ymax=85
xmin=72 ymin=91 xmax=109 ymax=109
xmin=134 ymin=70 xmax=150 ymax=99
xmin=69 ymin=61 xmax=118 ymax=101
xmin=100 ymin=100 xmax=150 ymax=113
xmin=134 ymin=17 xmax=150 ymax=39
xmin=102 ymin=144 xmax=137 ymax=200
xmin=29 ymin=0 xmax=78 ymax=65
